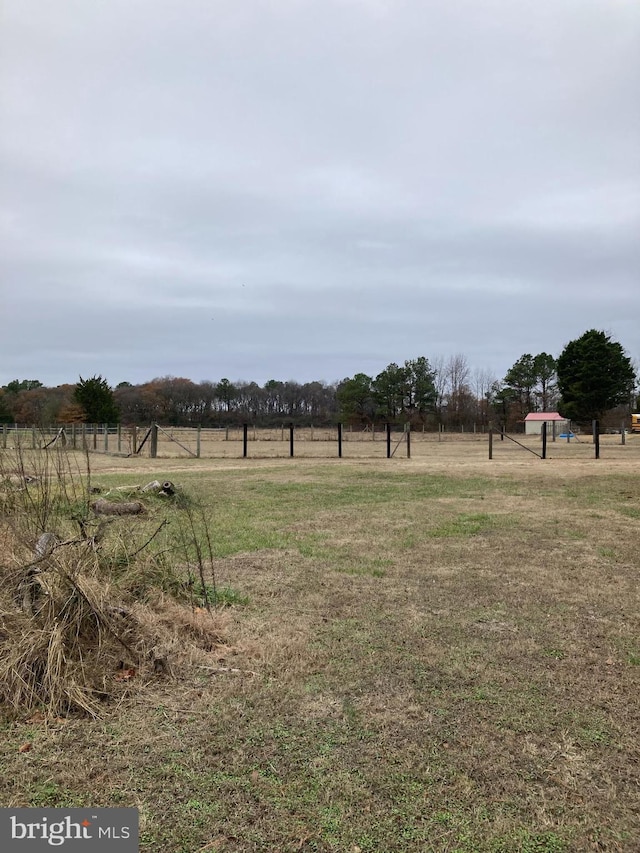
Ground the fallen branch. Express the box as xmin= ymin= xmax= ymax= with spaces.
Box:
xmin=128 ymin=520 xmax=169 ymax=558
xmin=91 ymin=499 xmax=146 ymax=516
xmin=58 ymin=569 xmax=139 ymax=662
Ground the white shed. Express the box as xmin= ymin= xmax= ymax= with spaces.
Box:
xmin=524 ymin=412 xmax=569 ymax=435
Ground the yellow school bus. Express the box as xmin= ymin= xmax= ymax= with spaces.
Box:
xmin=631 ymin=414 xmax=640 ymax=433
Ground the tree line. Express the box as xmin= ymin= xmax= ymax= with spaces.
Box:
xmin=1 ymin=331 xmax=636 ymax=431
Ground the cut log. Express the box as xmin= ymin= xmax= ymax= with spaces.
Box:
xmin=91 ymin=498 xmax=146 ymax=516
xmin=140 ymin=480 xmax=176 ymax=496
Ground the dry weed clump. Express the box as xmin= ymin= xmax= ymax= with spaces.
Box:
xmin=128 ymin=594 xmax=231 ymax=671
xmin=0 ymin=447 xmax=229 ymax=718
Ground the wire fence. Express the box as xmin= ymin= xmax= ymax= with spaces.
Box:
xmin=0 ymin=422 xmax=489 ymax=459
xmin=1 ymin=421 xmax=635 ymax=463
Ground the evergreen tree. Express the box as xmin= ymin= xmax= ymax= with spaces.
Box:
xmin=74 ymin=375 xmax=120 ymax=423
xmin=404 ymin=357 xmax=437 ymax=421
xmin=372 ymin=363 xmax=409 ymax=420
xmin=533 ymin=353 xmax=557 ymax=411
xmin=503 ymin=354 xmax=538 ymax=416
xmin=336 ymin=374 xmax=375 ymax=424
xmin=0 ymin=391 xmax=12 ymax=424
xmin=557 ymin=330 xmax=635 ymax=424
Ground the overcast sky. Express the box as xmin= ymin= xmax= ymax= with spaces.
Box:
xmin=2 ymin=0 xmax=639 ymax=389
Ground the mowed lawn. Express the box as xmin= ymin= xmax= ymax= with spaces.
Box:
xmin=1 ymin=440 xmax=639 ymax=852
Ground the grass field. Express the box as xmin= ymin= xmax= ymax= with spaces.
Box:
xmin=1 ymin=440 xmax=639 ymax=851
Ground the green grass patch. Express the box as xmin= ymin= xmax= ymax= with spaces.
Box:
xmin=427 ymin=512 xmax=495 ymax=537
xmin=192 ymin=582 xmax=249 ymax=607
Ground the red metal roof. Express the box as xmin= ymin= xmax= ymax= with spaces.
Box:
xmin=524 ymin=412 xmax=565 ymax=421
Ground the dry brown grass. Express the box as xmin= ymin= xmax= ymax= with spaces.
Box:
xmin=1 ymin=439 xmax=639 ymax=851
xmin=36 ymin=426 xmax=633 ymax=471
xmin=0 ymin=449 xmax=231 ymax=719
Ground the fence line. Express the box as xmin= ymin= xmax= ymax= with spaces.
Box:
xmin=1 ymin=421 xmax=629 ymax=461
xmin=0 ymin=423 xmax=428 ymax=459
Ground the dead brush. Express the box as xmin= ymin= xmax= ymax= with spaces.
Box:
xmin=0 ymin=539 xmax=142 ymax=717
xmin=126 ymin=594 xmax=231 ymax=674
xmin=0 ymin=444 xmax=232 ymax=718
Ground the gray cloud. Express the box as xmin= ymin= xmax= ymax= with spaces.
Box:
xmin=2 ymin=0 xmax=639 ymax=388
